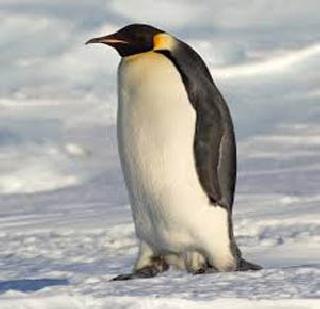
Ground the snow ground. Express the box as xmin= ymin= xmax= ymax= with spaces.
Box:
xmin=0 ymin=123 xmax=319 ymax=308
xmin=0 ymin=1 xmax=320 ymax=308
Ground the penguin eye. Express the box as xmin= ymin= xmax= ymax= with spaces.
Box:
xmin=135 ymin=33 xmax=149 ymax=44
xmin=134 ymin=33 xmax=153 ymax=50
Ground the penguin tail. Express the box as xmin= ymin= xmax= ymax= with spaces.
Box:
xmin=236 ymin=257 xmax=262 ymax=271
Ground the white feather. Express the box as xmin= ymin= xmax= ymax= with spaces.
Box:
xmin=117 ymin=51 xmax=235 ymax=271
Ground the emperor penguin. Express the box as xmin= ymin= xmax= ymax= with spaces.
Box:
xmin=86 ymin=24 xmax=261 ymax=280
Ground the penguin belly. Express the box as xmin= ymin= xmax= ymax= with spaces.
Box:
xmin=117 ymin=52 xmax=233 ymax=269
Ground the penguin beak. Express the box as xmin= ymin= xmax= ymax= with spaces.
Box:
xmin=85 ymin=33 xmax=128 ymax=46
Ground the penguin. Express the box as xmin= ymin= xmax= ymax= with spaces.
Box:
xmin=86 ymin=24 xmax=261 ymax=280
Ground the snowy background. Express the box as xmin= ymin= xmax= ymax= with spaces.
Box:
xmin=0 ymin=0 xmax=320 ymax=308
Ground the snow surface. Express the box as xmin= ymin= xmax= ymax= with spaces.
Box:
xmin=0 ymin=0 xmax=320 ymax=308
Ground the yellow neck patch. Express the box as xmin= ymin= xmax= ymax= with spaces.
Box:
xmin=153 ymin=33 xmax=175 ymax=51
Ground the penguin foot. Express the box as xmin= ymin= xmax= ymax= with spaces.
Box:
xmin=111 ymin=256 xmax=169 ymax=281
xmin=192 ymin=258 xmax=262 ymax=274
xmin=111 ymin=266 xmax=158 ymax=281
xmin=236 ymin=258 xmax=262 ymax=271
xmin=192 ymin=261 xmax=218 ymax=275
xmin=193 ymin=267 xmax=217 ymax=275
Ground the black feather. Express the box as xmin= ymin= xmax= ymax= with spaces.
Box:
xmin=156 ymin=40 xmax=236 ymax=211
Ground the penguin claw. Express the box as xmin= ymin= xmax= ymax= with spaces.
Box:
xmin=111 ymin=265 xmax=159 ymax=281
xmin=192 ymin=258 xmax=262 ymax=275
xmin=193 ymin=268 xmax=217 ymax=275
xmin=110 ymin=273 xmax=133 ymax=281
xmin=193 ymin=263 xmax=217 ymax=275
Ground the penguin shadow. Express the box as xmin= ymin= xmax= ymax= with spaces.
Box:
xmin=0 ymin=278 xmax=69 ymax=294
xmin=278 ymin=263 xmax=320 ymax=270
xmin=260 ymin=262 xmax=320 ymax=271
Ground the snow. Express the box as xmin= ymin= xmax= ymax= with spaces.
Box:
xmin=0 ymin=0 xmax=320 ymax=308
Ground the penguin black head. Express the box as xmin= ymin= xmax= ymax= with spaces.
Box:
xmin=86 ymin=24 xmax=175 ymax=57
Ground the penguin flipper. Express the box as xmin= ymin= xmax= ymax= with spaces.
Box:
xmin=193 ymin=99 xmax=236 ymax=210
xmin=157 ymin=41 xmax=237 ymax=210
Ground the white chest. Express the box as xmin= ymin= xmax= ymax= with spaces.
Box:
xmin=117 ymin=52 xmax=208 ymax=249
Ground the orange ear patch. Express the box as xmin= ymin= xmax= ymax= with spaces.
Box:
xmin=153 ymin=34 xmax=174 ymax=51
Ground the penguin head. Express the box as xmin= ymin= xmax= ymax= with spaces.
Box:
xmin=86 ymin=24 xmax=175 ymax=57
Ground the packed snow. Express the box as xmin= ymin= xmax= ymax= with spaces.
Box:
xmin=0 ymin=0 xmax=319 ymax=308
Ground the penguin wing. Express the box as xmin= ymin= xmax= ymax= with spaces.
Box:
xmin=193 ymin=92 xmax=237 ymax=210
xmin=157 ymin=42 xmax=237 ymax=210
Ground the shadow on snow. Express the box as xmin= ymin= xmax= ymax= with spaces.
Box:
xmin=0 ymin=278 xmax=69 ymax=293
